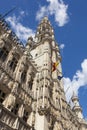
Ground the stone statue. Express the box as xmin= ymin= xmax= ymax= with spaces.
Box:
xmin=0 ymin=39 xmax=4 ymax=48
xmin=53 ymin=121 xmax=62 ymax=130
xmin=3 ymin=93 xmax=16 ymax=110
xmin=3 ymin=75 xmax=9 ymax=84
xmin=7 ymin=81 xmax=14 ymax=89
xmin=18 ymin=104 xmax=24 ymax=118
xmin=0 ymin=72 xmax=5 ymax=82
xmin=11 ymin=82 xmax=19 ymax=94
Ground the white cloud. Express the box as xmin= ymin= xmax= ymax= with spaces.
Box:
xmin=59 ymin=43 xmax=65 ymax=50
xmin=63 ymin=59 xmax=87 ymax=102
xmin=36 ymin=6 xmax=47 ymax=20
xmin=6 ymin=15 xmax=35 ymax=43
xmin=36 ymin=0 xmax=69 ymax=26
xmin=20 ymin=10 xmax=25 ymax=16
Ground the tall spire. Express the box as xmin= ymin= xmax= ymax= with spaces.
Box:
xmin=71 ymin=91 xmax=83 ymax=119
xmin=35 ymin=16 xmax=55 ymax=42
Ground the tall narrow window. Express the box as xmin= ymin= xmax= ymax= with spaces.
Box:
xmin=23 ymin=110 xmax=29 ymax=122
xmin=0 ymin=47 xmax=9 ymax=61
xmin=11 ymin=103 xmax=19 ymax=115
xmin=9 ymin=57 xmax=18 ymax=71
xmin=21 ymin=70 xmax=27 ymax=82
xmin=0 ymin=89 xmax=6 ymax=103
xmin=29 ymin=78 xmax=33 ymax=90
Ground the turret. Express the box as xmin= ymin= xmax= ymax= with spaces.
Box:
xmin=71 ymin=91 xmax=83 ymax=119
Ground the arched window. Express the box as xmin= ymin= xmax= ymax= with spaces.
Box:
xmin=9 ymin=57 xmax=18 ymax=71
xmin=11 ymin=103 xmax=19 ymax=115
xmin=23 ymin=110 xmax=29 ymax=122
xmin=0 ymin=46 xmax=9 ymax=61
xmin=21 ymin=70 xmax=27 ymax=82
xmin=0 ymin=89 xmax=6 ymax=103
xmin=29 ymin=82 xmax=33 ymax=90
xmin=29 ymin=78 xmax=33 ymax=90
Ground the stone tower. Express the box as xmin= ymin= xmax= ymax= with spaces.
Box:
xmin=0 ymin=16 xmax=87 ymax=130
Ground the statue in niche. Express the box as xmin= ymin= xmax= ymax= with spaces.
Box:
xmin=3 ymin=93 xmax=16 ymax=110
xmin=7 ymin=81 xmax=14 ymax=89
xmin=26 ymin=36 xmax=33 ymax=49
xmin=27 ymin=74 xmax=32 ymax=82
xmin=53 ymin=121 xmax=62 ymax=130
xmin=18 ymin=104 xmax=24 ymax=118
xmin=11 ymin=82 xmax=19 ymax=94
xmin=3 ymin=75 xmax=9 ymax=84
xmin=0 ymin=39 xmax=4 ymax=48
xmin=0 ymin=72 xmax=5 ymax=82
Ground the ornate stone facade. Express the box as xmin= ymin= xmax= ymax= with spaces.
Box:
xmin=0 ymin=16 xmax=87 ymax=130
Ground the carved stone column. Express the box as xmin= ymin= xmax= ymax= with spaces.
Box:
xmin=32 ymin=76 xmax=37 ymax=99
xmin=15 ymin=62 xmax=25 ymax=82
xmin=13 ymin=117 xmax=19 ymax=130
xmin=26 ymin=66 xmax=33 ymax=91
xmin=27 ymin=112 xmax=35 ymax=126
xmin=26 ymin=66 xmax=32 ymax=84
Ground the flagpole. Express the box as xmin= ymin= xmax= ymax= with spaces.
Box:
xmin=0 ymin=7 xmax=16 ymax=20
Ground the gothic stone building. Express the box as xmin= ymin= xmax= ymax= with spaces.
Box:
xmin=0 ymin=16 xmax=87 ymax=130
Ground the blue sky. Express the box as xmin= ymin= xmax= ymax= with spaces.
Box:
xmin=0 ymin=0 xmax=87 ymax=118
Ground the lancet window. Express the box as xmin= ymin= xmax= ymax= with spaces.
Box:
xmin=11 ymin=103 xmax=19 ymax=115
xmin=21 ymin=70 xmax=27 ymax=82
xmin=29 ymin=78 xmax=33 ymax=90
xmin=9 ymin=57 xmax=18 ymax=71
xmin=23 ymin=110 xmax=29 ymax=122
xmin=0 ymin=46 xmax=9 ymax=61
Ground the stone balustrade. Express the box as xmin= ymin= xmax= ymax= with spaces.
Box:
xmin=0 ymin=103 xmax=34 ymax=130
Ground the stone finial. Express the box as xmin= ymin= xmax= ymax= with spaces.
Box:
xmin=43 ymin=16 xmax=49 ymax=21
xmin=27 ymin=36 xmax=33 ymax=46
xmin=71 ymin=91 xmax=78 ymax=102
xmin=71 ymin=91 xmax=83 ymax=119
xmin=25 ymin=36 xmax=33 ymax=53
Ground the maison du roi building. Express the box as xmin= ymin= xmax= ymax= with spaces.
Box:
xmin=0 ymin=15 xmax=87 ymax=130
